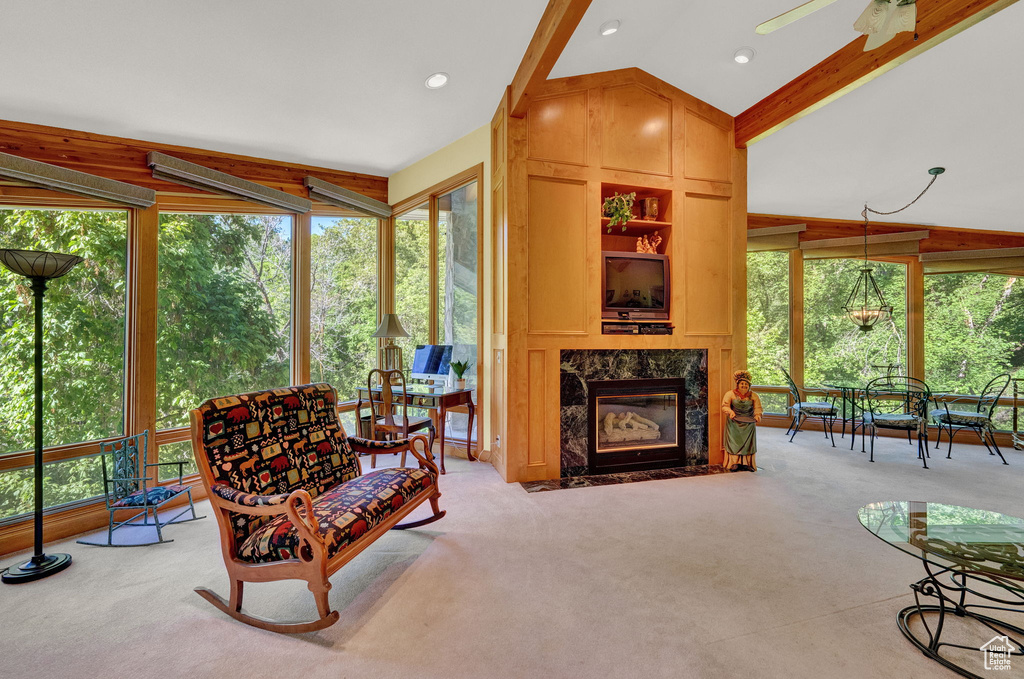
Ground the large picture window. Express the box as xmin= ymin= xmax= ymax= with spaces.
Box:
xmin=925 ymin=272 xmax=1023 ymax=429
xmin=156 ymin=213 xmax=292 ymax=430
xmin=746 ymin=250 xmax=790 ymax=413
xmin=394 ymin=204 xmax=430 ymax=369
xmin=804 ymin=259 xmax=907 ymax=386
xmin=310 ymin=216 xmax=378 ymax=399
xmin=0 ymin=208 xmax=127 ymax=519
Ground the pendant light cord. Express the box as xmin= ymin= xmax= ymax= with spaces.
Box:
xmin=859 ymin=169 xmax=943 ymax=262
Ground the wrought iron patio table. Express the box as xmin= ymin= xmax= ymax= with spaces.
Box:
xmin=859 ymin=501 xmax=1024 ymax=678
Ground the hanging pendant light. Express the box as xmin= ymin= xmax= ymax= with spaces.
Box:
xmin=843 ymin=167 xmax=944 ymax=331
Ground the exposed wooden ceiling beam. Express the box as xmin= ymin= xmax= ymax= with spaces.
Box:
xmin=735 ymin=0 xmax=1019 ymax=148
xmin=509 ymin=0 xmax=593 ymax=118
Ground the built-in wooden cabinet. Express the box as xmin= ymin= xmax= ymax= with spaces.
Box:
xmin=491 ymin=69 xmax=745 ymax=482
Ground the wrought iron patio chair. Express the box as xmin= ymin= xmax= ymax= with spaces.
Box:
xmin=933 ymin=374 xmax=1010 ymax=465
xmin=77 ymin=430 xmax=203 ymax=546
xmin=781 ymin=367 xmax=838 ymax=446
xmin=862 ymin=376 xmax=931 ymax=468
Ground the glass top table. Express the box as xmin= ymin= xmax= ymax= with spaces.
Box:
xmin=859 ymin=501 xmax=1024 ymax=678
xmin=859 ymin=501 xmax=1024 ymax=587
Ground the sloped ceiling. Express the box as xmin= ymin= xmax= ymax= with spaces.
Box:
xmin=0 ymin=0 xmax=548 ymax=176
xmin=0 ymin=0 xmax=1019 ymax=233
xmin=553 ymin=0 xmax=1023 ymax=233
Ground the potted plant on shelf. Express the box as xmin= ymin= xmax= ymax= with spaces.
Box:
xmin=450 ymin=360 xmax=471 ymax=390
xmin=602 ymin=192 xmax=636 ymax=233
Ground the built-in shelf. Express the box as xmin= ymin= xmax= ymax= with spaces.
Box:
xmin=601 ymin=217 xmax=671 ymax=238
xmin=600 ymin=183 xmax=672 ymax=255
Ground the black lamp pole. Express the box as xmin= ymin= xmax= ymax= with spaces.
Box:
xmin=1 ymin=250 xmax=82 ymax=584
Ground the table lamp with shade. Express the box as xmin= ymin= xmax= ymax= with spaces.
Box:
xmin=0 ymin=249 xmax=83 ymax=584
xmin=372 ymin=313 xmax=410 ymax=377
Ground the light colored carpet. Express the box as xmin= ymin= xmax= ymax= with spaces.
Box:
xmin=2 ymin=429 xmax=1022 ymax=678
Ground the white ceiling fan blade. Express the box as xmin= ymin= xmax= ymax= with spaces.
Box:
xmin=756 ymin=0 xmax=841 ymax=34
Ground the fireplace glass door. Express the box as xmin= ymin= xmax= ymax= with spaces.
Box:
xmin=587 ymin=378 xmax=686 ymax=474
xmin=596 ymin=393 xmax=678 ymax=453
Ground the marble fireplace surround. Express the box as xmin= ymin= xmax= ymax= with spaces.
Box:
xmin=560 ymin=349 xmax=709 ymax=478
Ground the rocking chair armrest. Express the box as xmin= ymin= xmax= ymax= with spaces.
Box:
xmin=105 ymin=476 xmax=152 ymax=483
xmin=348 ymin=434 xmax=440 ymax=477
xmin=209 ymin=483 xmax=294 ymax=510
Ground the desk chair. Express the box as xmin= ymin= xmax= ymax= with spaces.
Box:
xmin=367 ymin=369 xmax=436 ymax=468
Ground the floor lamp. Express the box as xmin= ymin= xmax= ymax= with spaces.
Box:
xmin=0 ymin=249 xmax=83 ymax=584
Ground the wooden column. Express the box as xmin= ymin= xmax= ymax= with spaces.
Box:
xmin=906 ymin=257 xmax=926 ymax=381
xmin=124 ymin=205 xmax=159 ymax=461
xmin=378 ymin=216 xmax=394 ymax=365
xmin=428 ymin=199 xmax=439 ymax=344
xmin=291 ymin=212 xmax=312 ymax=385
xmin=788 ymin=249 xmax=805 ymax=401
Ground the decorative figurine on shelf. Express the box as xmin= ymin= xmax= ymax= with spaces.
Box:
xmin=636 ymin=231 xmax=662 ymax=254
xmin=721 ymin=369 xmax=762 ymax=472
xmin=603 ymin=192 xmax=636 ymax=233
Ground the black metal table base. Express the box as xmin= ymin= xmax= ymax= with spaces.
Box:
xmin=898 ymin=560 xmax=1024 ymax=678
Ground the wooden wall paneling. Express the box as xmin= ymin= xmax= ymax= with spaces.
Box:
xmin=601 ymin=85 xmax=672 ymax=176
xmin=492 ymin=179 xmax=506 ymax=335
xmin=527 ymin=349 xmax=548 ymax=471
xmin=291 ymin=212 xmax=312 ymax=386
xmin=528 ymin=92 xmax=589 ymax=166
xmin=714 ymin=348 xmax=731 ymax=466
xmin=489 ymin=93 xmax=510 ymax=479
xmin=907 ymin=257 xmax=926 ymax=381
xmin=682 ymin=194 xmax=733 ymax=335
xmin=684 ymin=110 xmax=732 ymax=182
xmin=527 ymin=177 xmax=588 ymax=334
xmin=125 ymin=205 xmax=158 ymax=466
xmin=0 ymin=119 xmax=388 ymax=201
xmin=504 ymin=107 xmax=531 ymax=481
xmin=731 ymin=146 xmax=747 ymax=369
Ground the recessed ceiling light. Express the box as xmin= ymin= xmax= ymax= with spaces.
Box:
xmin=425 ymin=72 xmax=449 ymax=89
xmin=599 ymin=20 xmax=620 ymax=36
xmin=734 ymin=48 xmax=756 ymax=64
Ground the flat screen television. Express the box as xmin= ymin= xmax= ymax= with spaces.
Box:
xmin=602 ymin=251 xmax=670 ymax=320
xmin=410 ymin=344 xmax=453 ymax=381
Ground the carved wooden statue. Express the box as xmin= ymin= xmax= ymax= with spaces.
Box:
xmin=721 ymin=370 xmax=762 ymax=471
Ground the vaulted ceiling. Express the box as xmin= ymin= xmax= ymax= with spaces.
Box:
xmin=0 ymin=0 xmax=1019 ymax=232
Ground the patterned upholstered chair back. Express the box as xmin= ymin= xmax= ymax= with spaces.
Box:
xmin=101 ymin=431 xmax=147 ymax=505
xmin=193 ymin=384 xmax=360 ymax=545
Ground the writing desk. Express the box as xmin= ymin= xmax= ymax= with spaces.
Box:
xmin=355 ymin=384 xmax=475 ymax=474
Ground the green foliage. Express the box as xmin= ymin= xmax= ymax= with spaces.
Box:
xmin=602 ymin=192 xmax=636 ymax=232
xmin=450 ymin=360 xmax=471 ymax=378
xmin=746 ymin=252 xmax=1023 ymax=429
xmin=924 ymin=272 xmax=1023 ymax=393
xmin=310 ymin=217 xmax=378 ymax=398
xmin=804 ymin=259 xmax=907 ymax=385
xmin=0 ymin=209 xmax=127 ymax=518
xmin=156 ymin=214 xmax=291 ymax=429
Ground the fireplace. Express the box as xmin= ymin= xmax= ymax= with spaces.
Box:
xmin=587 ymin=378 xmax=686 ymax=474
